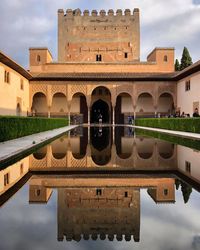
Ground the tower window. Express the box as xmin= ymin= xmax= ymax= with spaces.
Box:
xmin=163 ymin=189 xmax=168 ymax=196
xmin=164 ymin=55 xmax=168 ymax=62
xmin=35 ymin=189 xmax=41 ymax=196
xmin=124 ymin=52 xmax=128 ymax=58
xmin=37 ymin=55 xmax=41 ymax=62
xmin=125 ymin=191 xmax=128 ymax=197
xmin=96 ymin=188 xmax=102 ymax=196
xmin=96 ymin=54 xmax=102 ymax=62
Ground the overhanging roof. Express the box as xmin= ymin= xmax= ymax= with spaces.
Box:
xmin=0 ymin=51 xmax=32 ymax=80
xmin=30 ymin=72 xmax=177 ymax=81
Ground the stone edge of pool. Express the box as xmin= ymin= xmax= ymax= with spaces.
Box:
xmin=0 ymin=125 xmax=78 ymax=166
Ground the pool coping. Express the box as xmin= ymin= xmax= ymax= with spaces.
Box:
xmin=0 ymin=125 xmax=78 ymax=166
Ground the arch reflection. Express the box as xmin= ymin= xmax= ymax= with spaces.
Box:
xmin=91 ymin=127 xmax=111 ymax=165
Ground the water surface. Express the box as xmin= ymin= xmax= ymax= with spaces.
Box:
xmin=0 ymin=126 xmax=200 ymax=250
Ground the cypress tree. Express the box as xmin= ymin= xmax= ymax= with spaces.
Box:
xmin=180 ymin=47 xmax=193 ymax=70
xmin=181 ymin=181 xmax=192 ymax=203
xmin=175 ymin=59 xmax=180 ymax=71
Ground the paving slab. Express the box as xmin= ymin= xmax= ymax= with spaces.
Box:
xmin=0 ymin=125 xmax=77 ymax=164
xmin=133 ymin=125 xmax=200 ymax=140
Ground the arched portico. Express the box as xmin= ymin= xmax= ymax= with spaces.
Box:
xmin=136 ymin=93 xmax=154 ymax=118
xmin=51 ymin=92 xmax=67 ymax=117
xmin=90 ymin=86 xmax=111 ymax=124
xmin=158 ymin=92 xmax=174 ymax=116
xmin=115 ymin=92 xmax=134 ymax=124
xmin=32 ymin=92 xmax=48 ymax=117
xmin=71 ymin=93 xmax=88 ymax=124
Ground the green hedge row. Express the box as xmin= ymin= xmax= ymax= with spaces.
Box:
xmin=0 ymin=116 xmax=68 ymax=142
xmin=135 ymin=118 xmax=200 ymax=133
xmin=136 ymin=129 xmax=200 ymax=151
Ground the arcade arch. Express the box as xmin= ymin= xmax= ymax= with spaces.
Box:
xmin=32 ymin=92 xmax=48 ymax=116
xmin=51 ymin=93 xmax=67 ymax=117
xmin=71 ymin=92 xmax=87 ymax=124
xmin=158 ymin=93 xmax=174 ymax=116
xmin=115 ymin=92 xmax=133 ymax=124
xmin=90 ymin=86 xmax=111 ymax=124
xmin=136 ymin=93 xmax=154 ymax=117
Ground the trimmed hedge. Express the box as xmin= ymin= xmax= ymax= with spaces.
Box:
xmin=0 ymin=116 xmax=68 ymax=142
xmin=135 ymin=118 xmax=200 ymax=133
xmin=136 ymin=129 xmax=200 ymax=151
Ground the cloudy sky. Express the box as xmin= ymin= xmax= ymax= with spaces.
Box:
xmin=0 ymin=0 xmax=200 ymax=68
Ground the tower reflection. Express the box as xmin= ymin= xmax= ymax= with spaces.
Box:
xmin=29 ymin=176 xmax=175 ymax=242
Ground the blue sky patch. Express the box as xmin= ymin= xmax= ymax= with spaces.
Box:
xmin=193 ymin=0 xmax=200 ymax=5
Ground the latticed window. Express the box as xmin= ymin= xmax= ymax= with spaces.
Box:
xmin=4 ymin=173 xmax=9 ymax=186
xmin=185 ymin=161 xmax=191 ymax=173
xmin=4 ymin=71 xmax=10 ymax=83
xmin=185 ymin=80 xmax=190 ymax=91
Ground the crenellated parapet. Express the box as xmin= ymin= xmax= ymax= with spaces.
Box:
xmin=58 ymin=8 xmax=139 ymax=17
xmin=58 ymin=8 xmax=140 ymax=62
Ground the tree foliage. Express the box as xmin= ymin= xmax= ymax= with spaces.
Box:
xmin=175 ymin=59 xmax=180 ymax=71
xmin=181 ymin=181 xmax=192 ymax=203
xmin=180 ymin=47 xmax=193 ymax=70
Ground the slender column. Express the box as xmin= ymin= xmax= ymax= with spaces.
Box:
xmin=67 ymin=102 xmax=71 ymax=125
xmin=88 ymin=107 xmax=90 ymax=125
xmin=47 ymin=145 xmax=52 ymax=168
xmin=112 ymin=106 xmax=115 ymax=126
xmin=68 ymin=111 xmax=71 ymax=125
xmin=88 ymin=127 xmax=90 ymax=144
xmin=112 ymin=126 xmax=115 ymax=144
xmin=134 ymin=106 xmax=136 ymax=120
xmin=154 ymin=105 xmax=157 ymax=118
xmin=48 ymin=106 xmax=51 ymax=118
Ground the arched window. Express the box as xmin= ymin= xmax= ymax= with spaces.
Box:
xmin=37 ymin=55 xmax=41 ymax=62
xmin=4 ymin=71 xmax=10 ymax=83
xmin=164 ymin=55 xmax=168 ymax=62
xmin=6 ymin=72 xmax=10 ymax=83
xmin=20 ymin=79 xmax=24 ymax=90
xmin=4 ymin=70 xmax=7 ymax=82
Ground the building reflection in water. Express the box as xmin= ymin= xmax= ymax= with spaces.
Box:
xmin=0 ymin=126 xmax=200 ymax=242
xmin=30 ymin=126 xmax=177 ymax=170
xmin=29 ymin=176 xmax=175 ymax=242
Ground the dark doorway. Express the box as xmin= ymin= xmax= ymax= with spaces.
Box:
xmin=91 ymin=99 xmax=109 ymax=123
xmin=91 ymin=127 xmax=111 ymax=165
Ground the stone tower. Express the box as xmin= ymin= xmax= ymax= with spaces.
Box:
xmin=58 ymin=8 xmax=140 ymax=62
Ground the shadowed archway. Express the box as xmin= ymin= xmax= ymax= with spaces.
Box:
xmin=91 ymin=99 xmax=109 ymax=123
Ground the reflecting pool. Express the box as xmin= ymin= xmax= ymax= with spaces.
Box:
xmin=0 ymin=126 xmax=200 ymax=250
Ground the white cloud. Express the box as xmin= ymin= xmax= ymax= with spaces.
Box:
xmin=0 ymin=0 xmax=199 ymax=66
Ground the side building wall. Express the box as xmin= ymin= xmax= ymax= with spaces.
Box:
xmin=0 ymin=62 xmax=29 ymax=116
xmin=177 ymin=71 xmax=200 ymax=116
